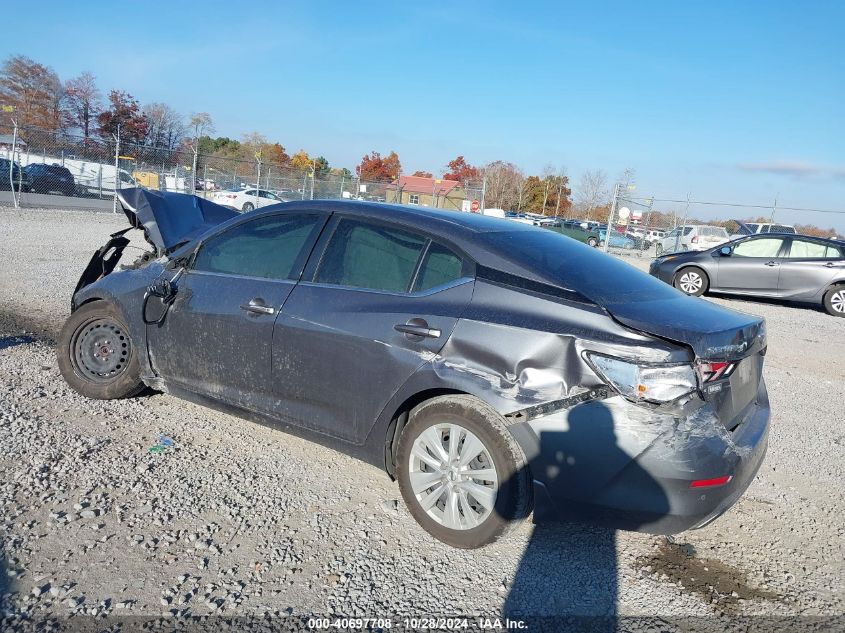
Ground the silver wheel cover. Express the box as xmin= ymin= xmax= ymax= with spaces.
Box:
xmin=679 ymin=271 xmax=703 ymax=294
xmin=408 ymin=423 xmax=499 ymax=531
xmin=831 ymin=290 xmax=845 ymax=314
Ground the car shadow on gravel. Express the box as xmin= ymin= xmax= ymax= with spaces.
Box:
xmin=502 ymin=402 xmax=669 ymax=631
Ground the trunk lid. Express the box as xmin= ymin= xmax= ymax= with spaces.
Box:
xmin=118 ymin=188 xmax=238 ymax=254
xmin=604 ymin=295 xmax=765 ymax=362
xmin=606 ymin=296 xmax=766 ymax=427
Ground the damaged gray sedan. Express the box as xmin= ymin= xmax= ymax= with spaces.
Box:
xmin=59 ymin=189 xmax=770 ymax=548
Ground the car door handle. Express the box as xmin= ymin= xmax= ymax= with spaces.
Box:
xmin=240 ymin=299 xmax=275 ymax=315
xmin=825 ymin=262 xmax=835 ymax=268
xmin=764 ymin=261 xmax=779 ymax=267
xmin=394 ymin=318 xmax=441 ymax=339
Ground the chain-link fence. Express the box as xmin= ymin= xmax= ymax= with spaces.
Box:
xmin=0 ymin=123 xmax=486 ymax=215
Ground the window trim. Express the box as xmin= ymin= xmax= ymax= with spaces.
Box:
xmin=306 ymin=215 xmax=475 ymax=296
xmin=187 ymin=210 xmax=329 ymax=282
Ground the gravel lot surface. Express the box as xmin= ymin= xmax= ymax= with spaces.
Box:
xmin=0 ymin=207 xmax=843 ymax=629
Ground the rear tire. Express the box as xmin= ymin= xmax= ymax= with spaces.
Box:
xmin=242 ymin=202 xmax=254 ymax=212
xmin=673 ymin=266 xmax=709 ymax=297
xmin=396 ymin=395 xmax=532 ymax=548
xmin=655 ymin=243 xmax=664 ymax=255
xmin=587 ymin=237 xmax=598 ymax=247
xmin=57 ymin=301 xmax=145 ymax=400
xmin=823 ymin=285 xmax=845 ymax=317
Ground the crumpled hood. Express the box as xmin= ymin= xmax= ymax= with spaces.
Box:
xmin=604 ymin=295 xmax=765 ymax=361
xmin=118 ymin=188 xmax=238 ymax=254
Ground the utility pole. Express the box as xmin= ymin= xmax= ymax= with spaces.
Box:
xmin=769 ymin=193 xmax=779 ymax=224
xmin=603 ymin=183 xmax=620 ymax=253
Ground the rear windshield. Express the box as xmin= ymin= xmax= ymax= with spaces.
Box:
xmin=482 ymin=230 xmax=680 ymax=305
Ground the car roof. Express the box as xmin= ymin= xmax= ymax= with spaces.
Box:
xmin=258 ymin=199 xmax=538 ymax=238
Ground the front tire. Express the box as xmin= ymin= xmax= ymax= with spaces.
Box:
xmin=655 ymin=243 xmax=664 ymax=255
xmin=587 ymin=237 xmax=598 ymax=247
xmin=673 ymin=266 xmax=709 ymax=297
xmin=57 ymin=301 xmax=145 ymax=400
xmin=396 ymin=395 xmax=532 ymax=548
xmin=823 ymin=285 xmax=845 ymax=317
xmin=242 ymin=202 xmax=254 ymax=212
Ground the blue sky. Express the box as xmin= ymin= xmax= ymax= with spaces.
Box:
xmin=3 ymin=1 xmax=844 ymax=230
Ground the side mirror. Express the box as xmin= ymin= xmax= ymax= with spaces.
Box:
xmin=719 ymin=246 xmax=732 ymax=256
xmin=143 ymin=268 xmax=184 ymax=325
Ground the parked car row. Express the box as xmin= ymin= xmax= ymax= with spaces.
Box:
xmin=0 ymin=159 xmax=79 ymax=196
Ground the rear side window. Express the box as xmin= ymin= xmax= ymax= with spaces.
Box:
xmin=733 ymin=238 xmax=784 ymax=258
xmin=682 ymin=227 xmax=694 ymax=235
xmin=193 ymin=214 xmax=321 ymax=280
xmin=413 ymin=243 xmax=464 ymax=292
xmin=788 ymin=240 xmax=834 ymax=259
xmin=315 ymin=219 xmax=427 ymax=292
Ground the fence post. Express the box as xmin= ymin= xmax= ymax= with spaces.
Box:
xmin=339 ymin=175 xmax=345 ymax=199
xmin=112 ymin=123 xmax=120 ymax=213
xmin=9 ymin=120 xmax=18 ymax=209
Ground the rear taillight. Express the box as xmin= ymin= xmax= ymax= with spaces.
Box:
xmin=585 ymin=353 xmax=698 ymax=404
xmin=697 ymin=361 xmax=737 ymax=383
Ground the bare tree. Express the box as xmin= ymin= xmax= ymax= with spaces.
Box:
xmin=188 ymin=113 xmax=214 ymax=192
xmin=618 ymin=167 xmax=636 ymax=188
xmin=143 ymin=102 xmax=186 ymax=150
xmin=575 ymin=169 xmax=609 ymax=219
xmin=63 ymin=72 xmax=101 ymax=140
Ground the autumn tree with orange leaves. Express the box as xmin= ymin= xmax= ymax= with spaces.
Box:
xmin=357 ymin=151 xmax=401 ymax=181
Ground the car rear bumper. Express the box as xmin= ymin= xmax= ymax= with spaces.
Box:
xmin=510 ymin=384 xmax=770 ymax=534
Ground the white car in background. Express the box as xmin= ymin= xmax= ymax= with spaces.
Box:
xmin=211 ymin=188 xmax=285 ymax=212
xmin=729 ymin=220 xmax=796 ymax=239
xmin=655 ymin=225 xmax=729 ymax=255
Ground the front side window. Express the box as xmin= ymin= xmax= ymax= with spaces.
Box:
xmin=413 ymin=243 xmax=465 ymax=292
xmin=733 ymin=237 xmax=784 ymax=258
xmin=409 ymin=194 xmax=420 ymax=205
xmin=315 ymin=220 xmax=427 ymax=292
xmin=193 ymin=214 xmax=321 ymax=280
xmin=787 ymin=239 xmax=833 ymax=259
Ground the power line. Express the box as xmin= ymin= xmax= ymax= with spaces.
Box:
xmin=618 ymin=196 xmax=845 ymax=215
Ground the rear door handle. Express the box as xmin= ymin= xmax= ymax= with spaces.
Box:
xmin=395 ymin=318 xmax=441 ymax=339
xmin=764 ymin=261 xmax=779 ymax=267
xmin=825 ymin=262 xmax=835 ymax=268
xmin=240 ymin=298 xmax=275 ymax=315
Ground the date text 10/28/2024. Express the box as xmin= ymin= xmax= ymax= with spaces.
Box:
xmin=307 ymin=617 xmax=528 ymax=630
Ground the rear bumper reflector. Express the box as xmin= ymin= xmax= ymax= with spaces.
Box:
xmin=690 ymin=475 xmax=732 ymax=488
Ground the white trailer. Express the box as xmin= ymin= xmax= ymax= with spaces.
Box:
xmin=1 ymin=147 xmax=137 ymax=197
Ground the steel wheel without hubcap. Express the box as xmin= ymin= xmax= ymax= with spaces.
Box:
xmin=408 ymin=423 xmax=499 ymax=531
xmin=72 ymin=318 xmax=131 ymax=382
xmin=678 ymin=270 xmax=704 ymax=295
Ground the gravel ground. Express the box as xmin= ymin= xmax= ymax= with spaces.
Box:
xmin=0 ymin=207 xmax=843 ymax=629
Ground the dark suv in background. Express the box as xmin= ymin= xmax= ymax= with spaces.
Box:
xmin=0 ymin=158 xmax=30 ymax=191
xmin=22 ymin=163 xmax=75 ymax=196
